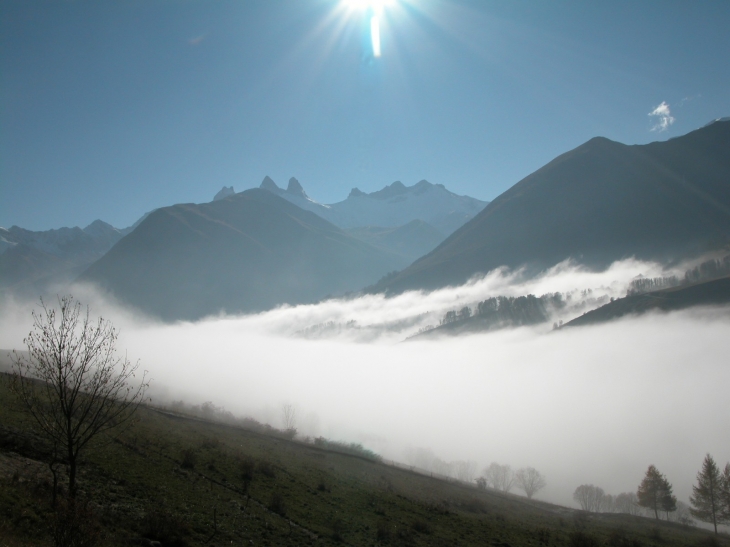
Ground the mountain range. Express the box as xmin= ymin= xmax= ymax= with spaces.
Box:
xmin=4 ymin=121 xmax=730 ymax=322
xmin=258 ymin=176 xmax=488 ymax=235
xmin=0 ymin=221 xmax=128 ymax=295
xmin=373 ymin=119 xmax=730 ymax=294
xmin=78 ymin=189 xmax=406 ymax=320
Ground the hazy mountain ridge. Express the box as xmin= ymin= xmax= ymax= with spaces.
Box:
xmin=79 ymin=189 xmax=406 ymax=320
xmin=0 ymin=220 xmax=128 ymax=294
xmin=372 ymin=120 xmax=730 ymax=295
xmin=258 ymin=177 xmax=488 ymax=235
xmin=344 ymin=220 xmax=446 ymax=263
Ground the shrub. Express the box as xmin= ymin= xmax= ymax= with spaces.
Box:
xmin=569 ymin=531 xmax=600 ymax=547
xmin=376 ymin=521 xmax=391 ymax=542
xmin=180 ymin=448 xmax=197 ymax=470
xmin=50 ymin=499 xmax=104 ymax=547
xmin=411 ymin=519 xmax=431 ymax=534
xmin=607 ymin=529 xmax=643 ymax=547
xmin=268 ymin=492 xmax=286 ymax=516
xmin=139 ymin=508 xmax=190 ymax=547
xmin=239 ymin=457 xmax=255 ymax=486
xmin=331 ymin=518 xmax=345 ymax=542
xmin=258 ymin=460 xmax=276 ymax=478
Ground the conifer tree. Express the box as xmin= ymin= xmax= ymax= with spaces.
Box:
xmin=721 ymin=463 xmax=730 ymax=522
xmin=637 ymin=465 xmax=675 ymax=519
xmin=689 ymin=454 xmax=725 ymax=534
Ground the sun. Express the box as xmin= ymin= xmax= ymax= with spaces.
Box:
xmin=342 ymin=0 xmax=397 ymax=57
xmin=344 ymin=0 xmax=396 ymax=14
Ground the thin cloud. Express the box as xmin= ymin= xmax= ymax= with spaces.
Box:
xmin=188 ymin=33 xmax=207 ymax=46
xmin=649 ymin=101 xmax=675 ymax=132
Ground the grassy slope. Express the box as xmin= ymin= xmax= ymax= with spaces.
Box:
xmin=0 ymin=375 xmax=725 ymax=547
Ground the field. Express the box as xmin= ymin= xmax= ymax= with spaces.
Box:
xmin=0 ymin=373 xmax=726 ymax=547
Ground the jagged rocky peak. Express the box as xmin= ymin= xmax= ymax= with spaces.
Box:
xmin=286 ymin=177 xmax=308 ymax=198
xmin=368 ymin=181 xmax=408 ymax=200
xmin=348 ymin=188 xmax=366 ymax=198
xmin=214 ymin=186 xmax=235 ymax=201
xmin=260 ymin=176 xmax=280 ymax=192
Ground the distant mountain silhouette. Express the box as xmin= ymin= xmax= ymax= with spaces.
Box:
xmin=373 ymin=120 xmax=730 ymax=294
xmin=345 ymin=220 xmax=445 ymax=263
xmin=564 ymin=275 xmax=730 ymax=327
xmin=0 ymin=220 xmax=125 ymax=295
xmin=79 ymin=189 xmax=404 ymax=320
xmin=258 ymin=177 xmax=488 ymax=236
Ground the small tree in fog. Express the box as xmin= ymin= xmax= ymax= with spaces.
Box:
xmin=689 ymin=454 xmax=725 ymax=534
xmin=573 ymin=484 xmax=605 ymax=512
xmin=281 ymin=403 xmax=297 ymax=436
xmin=614 ymin=492 xmax=641 ymax=515
xmin=637 ymin=465 xmax=675 ymax=520
xmin=483 ymin=463 xmax=515 ymax=492
xmin=11 ymin=296 xmax=148 ymax=497
xmin=515 ymin=467 xmax=546 ymax=499
xmin=601 ymin=493 xmax=615 ymax=512
xmin=455 ymin=460 xmax=477 ymax=483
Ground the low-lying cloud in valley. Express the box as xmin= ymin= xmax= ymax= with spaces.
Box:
xmin=1 ymin=258 xmax=728 ymax=510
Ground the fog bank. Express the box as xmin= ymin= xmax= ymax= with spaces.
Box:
xmin=1 ymin=258 xmax=728 ymax=510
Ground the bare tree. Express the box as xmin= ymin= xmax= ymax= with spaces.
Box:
xmin=600 ymin=493 xmax=615 ymax=513
xmin=281 ymin=403 xmax=297 ymax=435
xmin=573 ymin=484 xmax=605 ymax=512
xmin=614 ymin=492 xmax=642 ymax=516
xmin=455 ymin=460 xmax=478 ymax=483
xmin=483 ymin=463 xmax=515 ymax=492
xmin=515 ymin=467 xmax=546 ymax=499
xmin=11 ymin=296 xmax=148 ymax=497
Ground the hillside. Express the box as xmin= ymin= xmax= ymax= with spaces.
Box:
xmin=0 ymin=375 xmax=722 ymax=547
xmin=79 ymin=189 xmax=404 ymax=320
xmin=565 ymin=275 xmax=730 ymax=328
xmin=373 ymin=120 xmax=730 ymax=295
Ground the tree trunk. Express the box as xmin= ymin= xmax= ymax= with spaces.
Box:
xmin=68 ymin=455 xmax=77 ymax=498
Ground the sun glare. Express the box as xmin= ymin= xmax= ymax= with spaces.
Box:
xmin=343 ymin=0 xmax=396 ymax=57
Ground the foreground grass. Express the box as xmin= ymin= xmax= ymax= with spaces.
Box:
xmin=0 ymin=376 xmax=726 ymax=547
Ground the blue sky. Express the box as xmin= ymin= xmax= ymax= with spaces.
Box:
xmin=2 ymin=0 xmax=729 ymax=231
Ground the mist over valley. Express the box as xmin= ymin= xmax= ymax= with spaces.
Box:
xmin=3 ymin=2 xmax=730 ymax=543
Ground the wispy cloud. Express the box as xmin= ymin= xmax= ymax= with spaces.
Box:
xmin=188 ymin=33 xmax=207 ymax=46
xmin=649 ymin=101 xmax=675 ymax=132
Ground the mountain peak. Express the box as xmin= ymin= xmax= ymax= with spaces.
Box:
xmin=349 ymin=188 xmax=366 ymax=198
xmin=703 ymin=117 xmax=730 ymax=127
xmin=286 ymin=177 xmax=308 ymax=198
xmin=214 ymin=186 xmax=235 ymax=201
xmin=260 ymin=176 xmax=280 ymax=192
xmin=83 ymin=219 xmax=120 ymax=238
